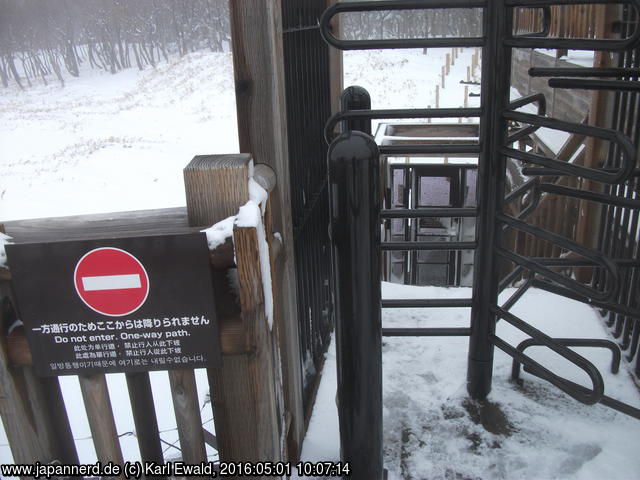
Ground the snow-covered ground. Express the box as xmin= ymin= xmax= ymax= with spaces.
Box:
xmin=1 ymin=46 xmax=639 ymax=479
xmin=298 ymin=284 xmax=640 ymax=480
xmin=0 ymin=50 xmax=238 ymax=221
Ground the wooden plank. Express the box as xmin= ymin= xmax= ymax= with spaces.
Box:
xmin=184 ymin=154 xmax=251 ymax=226
xmin=168 ymin=369 xmax=207 ymax=467
xmin=21 ymin=369 xmax=79 ymax=464
xmin=3 ymin=207 xmax=191 ymax=244
xmin=0 ymin=282 xmax=53 ymax=470
xmin=208 ymin=226 xmax=280 ymax=464
xmin=184 ymin=154 xmax=279 ymax=467
xmin=125 ymin=372 xmax=164 ymax=464
xmin=78 ymin=374 xmax=124 ymax=469
xmin=229 ymin=0 xmax=304 ymax=460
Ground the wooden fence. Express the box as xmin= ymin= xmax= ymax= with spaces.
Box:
xmin=513 ymin=4 xmax=600 ymax=41
xmin=0 ymin=0 xmax=307 ymax=476
xmin=0 ymin=155 xmax=300 ymax=477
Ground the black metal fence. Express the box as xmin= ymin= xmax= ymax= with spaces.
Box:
xmin=281 ymin=0 xmax=334 ymax=410
xmin=596 ymin=3 xmax=640 ymax=376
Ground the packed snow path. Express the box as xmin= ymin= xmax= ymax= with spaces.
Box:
xmin=298 ymin=284 xmax=640 ymax=480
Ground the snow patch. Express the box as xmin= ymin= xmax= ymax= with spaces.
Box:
xmin=0 ymin=232 xmax=12 ymax=267
xmin=200 ymin=167 xmax=274 ymax=329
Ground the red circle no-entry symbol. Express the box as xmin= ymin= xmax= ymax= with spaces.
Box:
xmin=74 ymin=247 xmax=150 ymax=317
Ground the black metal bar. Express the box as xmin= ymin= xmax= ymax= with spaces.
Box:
xmin=531 ymin=257 xmax=640 ymax=267
xmin=499 ymin=265 xmax=525 ymax=291
xmin=496 ymin=214 xmax=620 ymax=302
xmin=491 ymin=307 xmax=605 ymax=405
xmin=382 ymin=328 xmax=472 ymax=336
xmin=467 ymin=0 xmax=509 ymax=401
xmin=529 ymin=67 xmax=640 ymax=78
xmin=324 ymin=108 xmax=482 ymax=144
xmin=512 ymin=338 xmax=621 ymax=381
xmin=379 ymin=144 xmax=481 ymax=155
xmin=328 ymin=131 xmax=382 ymax=480
xmin=501 ymin=111 xmax=637 ymax=183
xmin=506 ymin=93 xmax=547 ymax=144
xmin=501 ymin=276 xmax=533 ymax=311
xmin=532 ymin=278 xmax=640 ymax=319
xmin=319 ymin=0 xmax=485 ymax=51
xmin=548 ymin=79 xmax=640 ymax=91
xmin=382 ymin=298 xmax=473 ymax=308
xmin=522 ymin=167 xmax=640 ymax=177
xmin=381 ymin=208 xmax=478 ymax=218
xmin=539 ymin=183 xmax=640 ymax=209
xmin=341 ymin=86 xmax=371 ymax=135
xmin=382 ymin=241 xmax=476 ymax=251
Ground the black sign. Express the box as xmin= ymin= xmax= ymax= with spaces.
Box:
xmin=6 ymin=232 xmax=221 ymax=376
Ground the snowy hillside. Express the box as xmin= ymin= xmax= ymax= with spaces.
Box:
xmin=1 ymin=46 xmax=639 ymax=480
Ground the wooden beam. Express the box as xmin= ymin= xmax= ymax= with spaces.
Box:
xmin=168 ymin=369 xmax=207 ymax=468
xmin=229 ymin=0 xmax=304 ymax=460
xmin=0 ymin=284 xmax=53 ymax=471
xmin=184 ymin=153 xmax=282 ymax=464
xmin=184 ymin=154 xmax=251 ymax=226
xmin=125 ymin=372 xmax=164 ymax=464
xmin=78 ymin=374 xmax=124 ymax=471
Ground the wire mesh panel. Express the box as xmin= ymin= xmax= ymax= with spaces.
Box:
xmin=281 ymin=0 xmax=334 ymax=407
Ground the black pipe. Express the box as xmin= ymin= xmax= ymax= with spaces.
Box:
xmin=467 ymin=0 xmax=510 ymax=400
xmin=381 ymin=208 xmax=478 ymax=218
xmin=341 ymin=86 xmax=371 ymax=135
xmin=328 ymin=131 xmax=382 ymax=480
xmin=383 ymin=328 xmax=471 ymax=336
xmin=548 ymin=78 xmax=640 ymax=91
xmin=529 ymin=67 xmax=640 ymax=78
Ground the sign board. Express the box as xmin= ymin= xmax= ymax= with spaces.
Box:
xmin=6 ymin=232 xmax=222 ymax=376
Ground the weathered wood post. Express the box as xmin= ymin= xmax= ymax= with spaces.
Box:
xmin=184 ymin=154 xmax=282 ymax=471
xmin=228 ymin=0 xmax=304 ymax=459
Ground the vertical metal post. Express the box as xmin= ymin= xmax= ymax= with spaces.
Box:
xmin=467 ymin=0 xmax=512 ymax=398
xmin=328 ymin=131 xmax=382 ymax=479
xmin=341 ymin=86 xmax=372 ymax=135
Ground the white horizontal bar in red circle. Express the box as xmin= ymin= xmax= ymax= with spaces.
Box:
xmin=81 ymin=274 xmax=142 ymax=291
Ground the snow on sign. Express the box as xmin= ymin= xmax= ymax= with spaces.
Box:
xmin=6 ymin=232 xmax=222 ymax=376
xmin=74 ymin=247 xmax=150 ymax=317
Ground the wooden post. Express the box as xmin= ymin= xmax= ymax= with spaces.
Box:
xmin=0 ymin=274 xmax=62 ymax=472
xmin=78 ymin=374 xmax=124 ymax=470
xmin=441 ymin=66 xmax=446 ymax=88
xmin=184 ymin=154 xmax=281 ymax=469
xmin=168 ymin=369 xmax=207 ymax=467
xmin=464 ymin=86 xmax=469 ymax=108
xmin=125 ymin=372 xmax=164 ymax=465
xmin=228 ymin=0 xmax=304 ymax=460
xmin=446 ymin=53 xmax=451 ymax=74
xmin=467 ymin=66 xmax=471 ymax=83
xmin=435 ymin=85 xmax=440 ymax=108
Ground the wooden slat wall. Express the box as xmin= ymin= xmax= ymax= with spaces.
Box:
xmin=513 ymin=5 xmax=599 ymax=39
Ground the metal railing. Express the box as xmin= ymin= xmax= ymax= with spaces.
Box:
xmin=322 ymin=0 xmax=640 ymax=477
